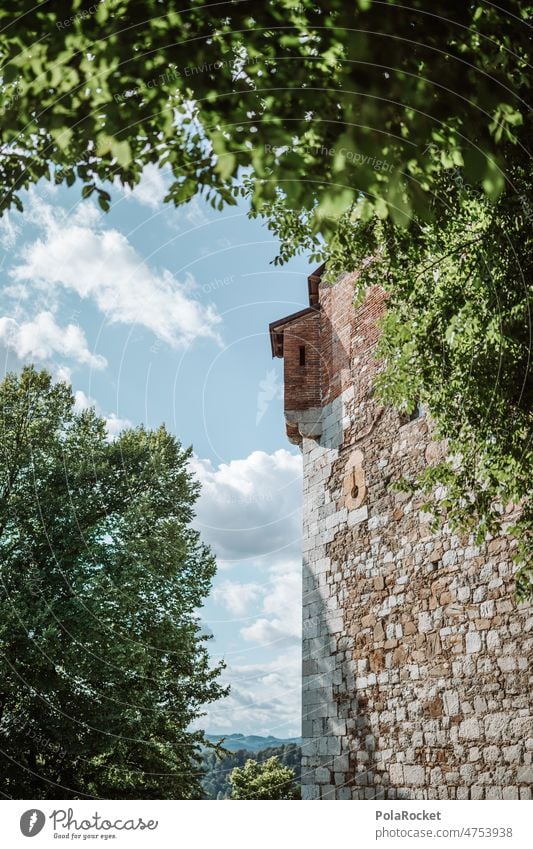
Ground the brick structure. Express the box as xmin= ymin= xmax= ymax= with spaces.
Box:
xmin=270 ymin=267 xmax=532 ymax=800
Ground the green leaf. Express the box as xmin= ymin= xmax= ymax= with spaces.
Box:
xmin=50 ymin=127 xmax=73 ymax=152
xmin=482 ymin=157 xmax=505 ymax=201
xmin=111 ymin=139 xmax=133 ymax=169
xmin=317 ymin=188 xmax=354 ymax=221
xmin=215 ymin=153 xmax=237 ymax=181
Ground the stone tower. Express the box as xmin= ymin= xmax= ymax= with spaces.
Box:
xmin=270 ymin=266 xmax=531 ymax=800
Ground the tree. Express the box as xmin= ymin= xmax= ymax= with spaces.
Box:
xmin=0 ymin=2 xmax=530 ymax=225
xmin=229 ymin=756 xmax=300 ymax=800
xmin=201 ymin=742 xmax=301 ymax=799
xmin=0 ymin=366 xmax=226 ymax=799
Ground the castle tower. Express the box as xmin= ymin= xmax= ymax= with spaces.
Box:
xmin=270 ymin=267 xmax=531 ymax=800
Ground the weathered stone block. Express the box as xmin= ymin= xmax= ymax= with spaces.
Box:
xmin=443 ymin=690 xmax=460 ymax=716
xmin=502 ymin=786 xmax=519 ymax=800
xmin=315 ymin=767 xmax=331 ymax=784
xmin=348 ymin=505 xmax=368 ymax=526
xmin=403 ymin=765 xmax=426 ymax=786
xmin=418 ymin=612 xmax=433 ymax=632
xmin=497 ymin=656 xmax=516 ymax=672
xmin=459 ymin=718 xmax=481 ymax=740
xmin=518 ymin=766 xmax=533 ymax=785
xmin=389 ymin=764 xmax=404 ymax=784
xmin=466 ymin=631 xmax=482 ymax=653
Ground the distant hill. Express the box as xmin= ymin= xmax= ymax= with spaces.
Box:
xmin=205 ymin=733 xmax=301 ymax=753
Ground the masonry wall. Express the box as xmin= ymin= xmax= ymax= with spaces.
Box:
xmin=283 ymin=310 xmax=321 ymax=415
xmin=297 ymin=275 xmax=532 ymax=800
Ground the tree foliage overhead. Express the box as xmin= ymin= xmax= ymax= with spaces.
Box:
xmin=229 ymin=755 xmax=300 ymax=800
xmin=0 ymin=1 xmax=530 ymax=227
xmin=0 ymin=367 xmax=226 ymax=799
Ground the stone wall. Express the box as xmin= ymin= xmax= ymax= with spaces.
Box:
xmin=282 ymin=274 xmax=533 ymax=800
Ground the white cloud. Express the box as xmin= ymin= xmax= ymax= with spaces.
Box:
xmin=54 ymin=365 xmax=73 ymax=384
xmin=0 ymin=312 xmax=107 ymax=370
xmin=183 ymin=196 xmax=211 ymax=229
xmin=240 ymin=570 xmax=301 ymax=646
xmin=104 ymin=412 xmax=132 ymax=440
xmin=0 ymin=210 xmax=20 ymax=249
xmin=193 ymin=448 xmax=302 ymax=643
xmin=2 ymin=282 xmax=31 ymax=302
xmin=199 ymin=648 xmax=301 ymax=737
xmin=190 ymin=449 xmax=302 ymax=565
xmin=71 ymin=202 xmax=102 ymax=228
xmin=10 ymin=202 xmax=222 ymax=349
xmin=73 ymin=388 xmax=132 ymax=441
xmin=256 ymin=368 xmax=283 ymax=425
xmin=193 ymin=449 xmax=304 ymax=732
xmin=201 ymin=586 xmax=302 ymax=734
xmin=213 ymin=580 xmax=262 ymax=616
xmin=118 ymin=163 xmax=169 ymax=210
xmin=73 ymin=389 xmax=93 ymax=413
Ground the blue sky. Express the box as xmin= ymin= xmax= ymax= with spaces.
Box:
xmin=0 ymin=166 xmax=315 ymax=738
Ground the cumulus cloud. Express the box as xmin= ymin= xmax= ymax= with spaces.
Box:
xmin=183 ymin=196 xmax=211 ymax=229
xmin=256 ymin=368 xmax=283 ymax=425
xmin=104 ymin=412 xmax=133 ymax=440
xmin=199 ymin=648 xmax=301 ymax=737
xmin=0 ymin=210 xmax=20 ymax=249
xmin=192 ymin=448 xmax=303 ymax=731
xmin=118 ymin=163 xmax=169 ymax=210
xmin=54 ymin=365 xmax=73 ymax=384
xmin=240 ymin=570 xmax=301 ymax=646
xmin=211 ymin=562 xmax=301 ymax=646
xmin=0 ymin=312 xmax=107 ymax=370
xmin=190 ymin=449 xmax=303 ymax=565
xmin=73 ymin=389 xmax=93 ymax=414
xmin=213 ymin=580 xmax=263 ymax=617
xmin=73 ymin=389 xmax=132 ymax=441
xmin=193 ymin=448 xmax=302 ymax=646
xmin=10 ymin=201 xmax=222 ymax=349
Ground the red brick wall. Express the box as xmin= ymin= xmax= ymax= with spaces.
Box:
xmin=280 ymin=276 xmax=387 ymax=423
xmin=283 ymin=310 xmax=321 ymax=412
xmin=319 ymin=275 xmax=386 ymax=408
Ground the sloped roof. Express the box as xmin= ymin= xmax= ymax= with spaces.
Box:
xmin=269 ymin=264 xmax=325 ymax=358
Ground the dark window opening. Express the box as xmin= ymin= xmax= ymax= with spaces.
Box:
xmin=299 ymin=345 xmax=306 ymax=366
xmin=399 ymin=401 xmax=423 ymax=426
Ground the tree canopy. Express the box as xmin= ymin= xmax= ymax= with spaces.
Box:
xmin=229 ymin=756 xmax=300 ymax=800
xmin=0 ymin=1 xmax=530 ymax=227
xmin=202 ymin=743 xmax=301 ymax=799
xmin=0 ymin=367 xmax=226 ymax=798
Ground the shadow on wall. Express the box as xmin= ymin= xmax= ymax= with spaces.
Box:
xmin=301 ymin=557 xmax=401 ymax=800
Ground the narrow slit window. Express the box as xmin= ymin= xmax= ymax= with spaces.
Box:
xmin=299 ymin=345 xmax=306 ymax=366
xmin=399 ymin=401 xmax=423 ymax=426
